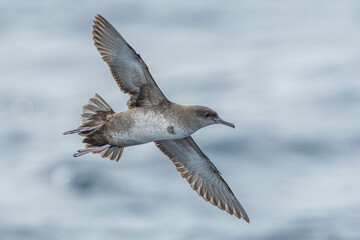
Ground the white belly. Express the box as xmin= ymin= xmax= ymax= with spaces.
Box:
xmin=110 ymin=109 xmax=192 ymax=146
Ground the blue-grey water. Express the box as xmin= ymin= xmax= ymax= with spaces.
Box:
xmin=1 ymin=1 xmax=360 ymax=239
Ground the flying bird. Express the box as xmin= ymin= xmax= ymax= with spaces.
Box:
xmin=64 ymin=14 xmax=249 ymax=222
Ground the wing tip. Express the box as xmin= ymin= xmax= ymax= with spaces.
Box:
xmin=228 ymin=205 xmax=250 ymax=223
xmin=241 ymin=213 xmax=250 ymax=223
xmin=233 ymin=202 xmax=250 ymax=223
xmin=92 ymin=14 xmax=105 ymax=33
xmin=92 ymin=14 xmax=111 ymax=36
xmin=93 ymin=14 xmax=104 ymax=31
xmin=94 ymin=14 xmax=105 ymax=23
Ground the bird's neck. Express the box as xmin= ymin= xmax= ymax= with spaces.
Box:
xmin=175 ymin=105 xmax=205 ymax=132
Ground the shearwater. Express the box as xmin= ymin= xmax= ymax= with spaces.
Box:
xmin=64 ymin=14 xmax=249 ymax=222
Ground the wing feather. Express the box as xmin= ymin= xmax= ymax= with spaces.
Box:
xmin=92 ymin=14 xmax=169 ymax=108
xmin=155 ymin=137 xmax=249 ymax=222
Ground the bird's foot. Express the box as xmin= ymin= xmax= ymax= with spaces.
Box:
xmin=63 ymin=125 xmax=102 ymax=135
xmin=73 ymin=144 xmax=111 ymax=157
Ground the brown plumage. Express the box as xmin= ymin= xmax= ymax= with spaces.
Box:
xmin=64 ymin=14 xmax=249 ymax=222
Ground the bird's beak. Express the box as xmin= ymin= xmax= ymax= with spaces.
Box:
xmin=214 ymin=117 xmax=235 ymax=128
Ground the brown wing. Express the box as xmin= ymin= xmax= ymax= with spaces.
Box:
xmin=92 ymin=14 xmax=169 ymax=108
xmin=155 ymin=137 xmax=249 ymax=222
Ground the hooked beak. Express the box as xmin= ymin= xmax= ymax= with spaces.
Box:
xmin=214 ymin=117 xmax=235 ymax=128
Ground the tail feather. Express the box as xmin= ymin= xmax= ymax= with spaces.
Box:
xmin=64 ymin=94 xmax=125 ymax=162
xmin=99 ymin=146 xmax=124 ymax=162
xmin=81 ymin=93 xmax=114 ymax=125
xmin=88 ymin=95 xmax=112 ymax=110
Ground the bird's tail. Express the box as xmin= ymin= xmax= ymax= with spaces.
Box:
xmin=63 ymin=93 xmax=114 ymax=135
xmin=63 ymin=94 xmax=124 ymax=162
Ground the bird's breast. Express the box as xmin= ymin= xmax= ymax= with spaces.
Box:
xmin=109 ymin=108 xmax=193 ymax=146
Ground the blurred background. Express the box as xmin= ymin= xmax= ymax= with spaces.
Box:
xmin=1 ymin=0 xmax=360 ymax=239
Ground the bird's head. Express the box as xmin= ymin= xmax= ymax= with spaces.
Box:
xmin=186 ymin=105 xmax=235 ymax=130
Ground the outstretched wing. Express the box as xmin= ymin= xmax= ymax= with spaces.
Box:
xmin=155 ymin=137 xmax=249 ymax=222
xmin=92 ymin=14 xmax=169 ymax=108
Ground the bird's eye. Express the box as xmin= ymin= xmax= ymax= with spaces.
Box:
xmin=205 ymin=112 xmax=211 ymax=117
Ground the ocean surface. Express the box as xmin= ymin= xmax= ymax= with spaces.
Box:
xmin=1 ymin=1 xmax=360 ymax=239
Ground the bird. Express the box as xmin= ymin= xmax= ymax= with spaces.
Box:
xmin=64 ymin=14 xmax=249 ymax=223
